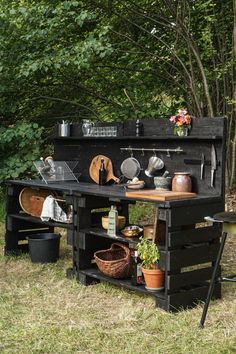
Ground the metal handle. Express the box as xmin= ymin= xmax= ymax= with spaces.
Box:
xmin=204 ymin=216 xmax=223 ymax=223
xmin=120 ymin=146 xmax=183 ymax=153
xmin=200 ymin=164 xmax=203 ymax=180
xmin=210 ymin=169 xmax=214 ymax=187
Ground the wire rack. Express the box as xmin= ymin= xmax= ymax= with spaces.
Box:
xmin=34 ymin=161 xmax=79 ymax=184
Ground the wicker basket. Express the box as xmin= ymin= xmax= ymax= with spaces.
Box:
xmin=94 ymin=243 xmax=131 ymax=279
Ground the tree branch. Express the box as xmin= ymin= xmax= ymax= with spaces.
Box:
xmin=31 ymin=95 xmax=99 ymax=118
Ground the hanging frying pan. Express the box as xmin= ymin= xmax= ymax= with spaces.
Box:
xmin=89 ymin=155 xmax=120 ymax=184
xmin=120 ymin=157 xmax=141 ymax=180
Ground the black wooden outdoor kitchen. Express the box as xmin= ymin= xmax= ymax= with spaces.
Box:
xmin=4 ymin=117 xmax=227 ymax=312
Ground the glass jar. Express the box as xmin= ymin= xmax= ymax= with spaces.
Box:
xmin=172 ymin=172 xmax=192 ymax=192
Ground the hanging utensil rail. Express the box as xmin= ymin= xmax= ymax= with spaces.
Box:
xmin=120 ymin=146 xmax=183 ymax=154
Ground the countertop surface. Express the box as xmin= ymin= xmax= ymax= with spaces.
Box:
xmin=7 ymin=179 xmax=224 ymax=207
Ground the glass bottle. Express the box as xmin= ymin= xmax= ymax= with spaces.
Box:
xmin=107 ymin=205 xmax=118 ymax=237
xmin=99 ymin=158 xmax=106 ymax=185
xmin=131 ymin=250 xmax=143 ymax=286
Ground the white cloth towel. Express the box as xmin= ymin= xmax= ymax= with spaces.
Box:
xmin=40 ymin=195 xmax=67 ymax=222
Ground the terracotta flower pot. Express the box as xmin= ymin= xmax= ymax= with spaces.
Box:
xmin=141 ymin=267 xmax=165 ymax=290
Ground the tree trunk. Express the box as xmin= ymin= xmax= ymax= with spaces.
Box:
xmin=229 ymin=0 xmax=236 ymax=189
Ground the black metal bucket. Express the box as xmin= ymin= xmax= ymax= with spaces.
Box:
xmin=26 ymin=233 xmax=61 ymax=263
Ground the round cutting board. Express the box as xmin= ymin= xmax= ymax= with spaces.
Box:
xmin=89 ymin=155 xmax=120 ymax=184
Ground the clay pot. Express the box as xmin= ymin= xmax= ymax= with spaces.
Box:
xmin=143 ymin=224 xmax=154 ymax=240
xmin=172 ymin=172 xmax=192 ymax=192
xmin=141 ymin=267 xmax=165 ymax=290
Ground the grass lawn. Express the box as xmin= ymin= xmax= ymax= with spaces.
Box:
xmin=0 ymin=222 xmax=236 ymax=354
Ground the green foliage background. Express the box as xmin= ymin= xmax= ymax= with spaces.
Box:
xmin=0 ymin=122 xmax=44 ymax=182
xmin=0 ymin=0 xmax=235 ymax=185
xmin=0 ymin=0 xmax=234 ymax=125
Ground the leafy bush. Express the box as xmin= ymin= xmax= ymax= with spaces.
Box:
xmin=129 ymin=202 xmax=155 ymax=225
xmin=0 ymin=121 xmax=44 ymax=183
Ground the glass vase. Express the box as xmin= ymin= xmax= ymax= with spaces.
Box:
xmin=174 ymin=126 xmax=189 ymax=136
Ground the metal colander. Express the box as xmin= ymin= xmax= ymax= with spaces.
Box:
xmin=120 ymin=157 xmax=141 ymax=179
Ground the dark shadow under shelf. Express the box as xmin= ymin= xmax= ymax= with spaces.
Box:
xmin=80 ymin=227 xmax=140 ymax=244
xmin=79 ymin=227 xmax=166 ymax=251
xmin=8 ymin=213 xmax=74 ymax=230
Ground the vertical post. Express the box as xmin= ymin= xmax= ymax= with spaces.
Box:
xmin=200 ymin=231 xmax=227 ymax=328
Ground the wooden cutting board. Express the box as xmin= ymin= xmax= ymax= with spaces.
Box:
xmin=125 ymin=189 xmax=196 ymax=201
xmin=89 ymin=155 xmax=120 ymax=184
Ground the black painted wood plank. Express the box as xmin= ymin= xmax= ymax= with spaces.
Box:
xmin=162 ymin=243 xmax=220 ymax=270
xmin=78 ymin=272 xmax=101 ymax=286
xmin=168 ymin=202 xmax=225 ymax=226
xmin=54 ymin=118 xmax=226 ymax=139
xmin=166 ymin=267 xmax=219 ymax=291
xmin=5 ymin=231 xmax=19 ymax=251
xmin=17 ymin=228 xmax=53 ymax=240
xmin=79 ymin=268 xmax=166 ymax=298
xmin=123 ymin=118 xmax=225 ymax=137
xmin=53 ymin=138 xmax=225 ymax=196
xmin=167 ymin=283 xmax=221 ymax=312
xmin=67 ymin=230 xmax=74 ymax=246
xmin=7 ymin=213 xmax=73 ymax=230
xmin=6 ymin=216 xmax=49 ymax=232
xmin=78 ymin=229 xmax=133 ymax=249
xmin=78 ymin=231 xmax=113 ymax=250
xmin=77 ymin=196 xmax=111 ymax=208
xmin=167 ymin=225 xmax=221 ymax=247
xmin=77 ymin=249 xmax=97 ymax=269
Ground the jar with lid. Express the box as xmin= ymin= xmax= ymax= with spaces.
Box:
xmin=172 ymin=172 xmax=192 ymax=192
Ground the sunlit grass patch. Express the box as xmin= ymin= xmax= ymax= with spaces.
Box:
xmin=1 ymin=222 xmax=236 ymax=353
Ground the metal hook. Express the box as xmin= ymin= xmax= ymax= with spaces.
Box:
xmin=129 ymin=147 xmax=133 ymax=157
xmin=167 ymin=149 xmax=170 ymax=157
xmin=176 ymin=146 xmax=181 ymax=153
xmin=153 ymin=149 xmax=156 ymax=157
xmin=141 ymin=148 xmax=145 ymax=156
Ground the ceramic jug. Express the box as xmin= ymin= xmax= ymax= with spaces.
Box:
xmin=172 ymin=172 xmax=192 ymax=192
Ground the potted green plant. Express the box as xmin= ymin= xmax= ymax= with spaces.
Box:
xmin=136 ymin=237 xmax=164 ymax=290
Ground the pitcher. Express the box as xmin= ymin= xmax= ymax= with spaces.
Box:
xmin=82 ymin=120 xmax=94 ymax=136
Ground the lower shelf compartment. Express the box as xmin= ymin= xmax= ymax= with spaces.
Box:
xmin=78 ymin=267 xmax=165 ymax=298
xmin=8 ymin=213 xmax=74 ymax=230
